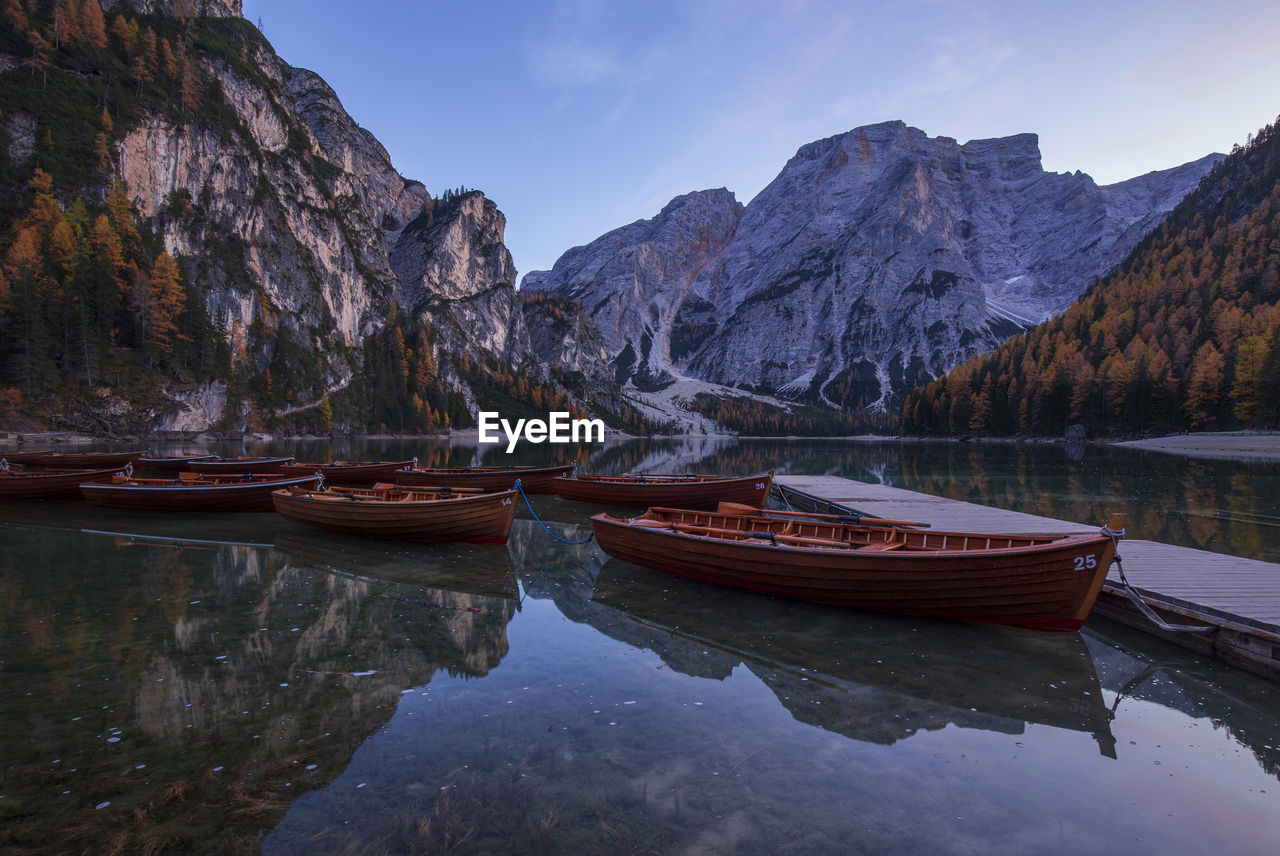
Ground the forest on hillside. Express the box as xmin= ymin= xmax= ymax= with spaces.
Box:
xmin=900 ymin=116 xmax=1280 ymax=438
xmin=0 ymin=2 xmax=240 ymax=428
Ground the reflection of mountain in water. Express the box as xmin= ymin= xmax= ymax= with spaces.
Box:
xmin=526 ymin=552 xmax=1116 ymax=755
xmin=0 ymin=521 xmax=520 ymax=853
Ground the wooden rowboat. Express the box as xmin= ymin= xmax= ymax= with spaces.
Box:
xmin=0 ymin=466 xmax=126 ymax=499
xmin=591 ymin=504 xmax=1124 ymax=631
xmin=555 ymin=470 xmax=772 ymax=509
xmin=395 ymin=463 xmax=573 ymax=494
xmin=4 ymin=450 xmax=145 ymax=468
xmin=272 ymin=483 xmax=516 ymax=544
xmin=187 ymin=456 xmax=295 ymax=475
xmin=81 ymin=472 xmax=321 ymax=512
xmin=0 ymin=449 xmax=56 ymax=465
xmin=135 ymin=452 xmax=220 ymax=472
xmin=278 ymin=460 xmax=415 ymax=484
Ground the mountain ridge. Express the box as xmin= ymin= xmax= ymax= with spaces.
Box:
xmin=526 ymin=120 xmax=1223 ymax=417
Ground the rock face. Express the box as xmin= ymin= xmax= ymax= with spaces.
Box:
xmin=109 ymin=13 xmax=559 ymax=428
xmin=523 ymin=189 xmax=744 ymax=385
xmin=527 ymin=121 xmax=1222 ymax=409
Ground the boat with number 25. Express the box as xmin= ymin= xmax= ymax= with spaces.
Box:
xmin=591 ymin=503 xmax=1124 ymax=631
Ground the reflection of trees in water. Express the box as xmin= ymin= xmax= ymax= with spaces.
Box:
xmin=0 ymin=528 xmax=518 ymax=853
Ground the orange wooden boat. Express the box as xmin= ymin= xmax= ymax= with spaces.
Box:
xmin=271 ymin=483 xmax=516 ymax=544
xmin=187 ymin=455 xmax=295 ymax=475
xmin=591 ymin=503 xmax=1124 ymax=631
xmin=555 ymin=470 xmax=772 ymax=509
xmin=278 ymin=459 xmax=415 ymax=484
xmin=395 ymin=463 xmax=572 ymax=494
xmin=0 ymin=465 xmax=126 ymax=499
xmin=81 ymin=471 xmax=321 ymax=512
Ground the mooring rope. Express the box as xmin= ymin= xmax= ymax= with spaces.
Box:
xmin=514 ymin=480 xmax=594 ymax=545
xmin=1103 ymin=524 xmax=1211 ymax=633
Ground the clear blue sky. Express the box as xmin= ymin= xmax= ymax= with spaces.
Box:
xmin=240 ymin=0 xmax=1280 ymax=282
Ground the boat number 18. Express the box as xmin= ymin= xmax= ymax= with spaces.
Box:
xmin=1073 ymin=554 xmax=1098 ymax=571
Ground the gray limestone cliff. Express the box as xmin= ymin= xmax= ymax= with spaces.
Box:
xmin=96 ymin=12 xmax=558 ymax=430
xmin=527 ymin=121 xmax=1222 ymax=410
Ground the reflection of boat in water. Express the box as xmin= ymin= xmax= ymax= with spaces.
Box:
xmin=273 ymin=528 xmax=520 ymax=600
xmin=1082 ymin=619 xmax=1280 ymax=778
xmin=0 ymin=495 xmax=286 ymax=546
xmin=580 ymin=558 xmax=1117 ymax=754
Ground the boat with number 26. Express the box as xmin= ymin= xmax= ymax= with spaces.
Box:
xmin=591 ymin=503 xmax=1124 ymax=631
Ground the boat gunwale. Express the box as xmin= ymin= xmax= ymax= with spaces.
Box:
xmin=271 ymin=486 xmax=516 ymax=509
xmin=83 ymin=474 xmax=321 ymax=493
xmin=592 ymin=511 xmax=1112 ymax=559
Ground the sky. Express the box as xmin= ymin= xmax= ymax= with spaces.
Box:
xmin=239 ymin=0 xmax=1280 ymax=282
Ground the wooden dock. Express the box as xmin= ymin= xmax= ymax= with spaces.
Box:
xmin=774 ymin=475 xmax=1280 ymax=679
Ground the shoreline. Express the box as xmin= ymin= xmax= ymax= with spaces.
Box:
xmin=4 ymin=429 xmax=1280 ymax=460
xmin=1107 ymin=430 xmax=1280 ymax=460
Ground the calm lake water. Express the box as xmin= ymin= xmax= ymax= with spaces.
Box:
xmin=2 ymin=437 xmax=1279 ymax=854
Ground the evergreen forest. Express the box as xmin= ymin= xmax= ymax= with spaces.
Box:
xmin=900 ymin=117 xmax=1280 ymax=438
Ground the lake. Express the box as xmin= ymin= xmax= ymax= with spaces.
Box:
xmin=1 ymin=437 xmax=1278 ymax=854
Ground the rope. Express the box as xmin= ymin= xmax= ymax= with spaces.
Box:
xmin=514 ymin=480 xmax=594 ymax=545
xmin=518 ymin=559 xmax=572 ymax=605
xmin=1109 ymin=549 xmax=1211 ymax=633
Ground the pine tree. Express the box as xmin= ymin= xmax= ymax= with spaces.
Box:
xmin=147 ymin=252 xmax=186 ymax=355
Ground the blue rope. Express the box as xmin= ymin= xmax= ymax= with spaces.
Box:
xmin=514 ymin=480 xmax=594 ymax=545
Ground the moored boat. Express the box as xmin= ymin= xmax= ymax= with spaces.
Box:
xmin=0 ymin=465 xmax=127 ymax=499
xmin=0 ymin=449 xmax=56 ymax=465
xmin=187 ymin=455 xmax=295 ymax=475
xmin=81 ymin=471 xmax=321 ymax=512
xmin=6 ymin=450 xmax=145 ymax=468
xmin=135 ymin=452 xmax=221 ymax=472
xmin=395 ymin=463 xmax=573 ymax=494
xmin=591 ymin=504 xmax=1124 ymax=631
xmin=555 ymin=470 xmax=773 ymax=509
xmin=272 ymin=483 xmax=516 ymax=544
xmin=278 ymin=459 xmax=415 ymax=484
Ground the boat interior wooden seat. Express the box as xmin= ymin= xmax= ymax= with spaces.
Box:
xmin=857 ymin=540 xmax=906 ymax=552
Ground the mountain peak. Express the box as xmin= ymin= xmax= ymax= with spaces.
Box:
xmin=532 ymin=121 xmax=1220 ymax=414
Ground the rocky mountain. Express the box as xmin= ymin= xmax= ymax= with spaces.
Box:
xmin=901 ymin=116 xmax=1280 ymax=437
xmin=1 ymin=1 xmax=611 ymax=434
xmin=526 ymin=121 xmax=1222 ymax=411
